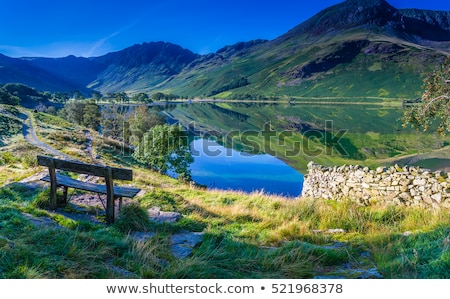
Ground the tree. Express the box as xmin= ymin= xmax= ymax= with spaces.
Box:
xmin=82 ymin=100 xmax=101 ymax=130
xmin=73 ymin=90 xmax=85 ymax=100
xmin=131 ymin=92 xmax=152 ymax=103
xmin=0 ymin=88 xmax=20 ymax=105
xmin=91 ymin=91 xmax=102 ymax=102
xmin=403 ymin=56 xmax=450 ymax=135
xmin=101 ymin=104 xmax=126 ymax=140
xmin=133 ymin=124 xmax=193 ymax=181
xmin=46 ymin=106 xmax=57 ymax=116
xmin=64 ymin=101 xmax=85 ymax=125
xmin=116 ymin=92 xmax=129 ymax=103
xmin=128 ymin=105 xmax=165 ymax=145
xmin=152 ymin=92 xmax=165 ymax=101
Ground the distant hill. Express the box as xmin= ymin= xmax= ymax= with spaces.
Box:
xmin=0 ymin=0 xmax=449 ymax=98
xmin=0 ymin=54 xmax=88 ymax=93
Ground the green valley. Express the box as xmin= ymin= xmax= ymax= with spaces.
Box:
xmin=1 ymin=0 xmax=450 ymax=281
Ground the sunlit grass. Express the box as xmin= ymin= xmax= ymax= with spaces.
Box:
xmin=1 ymin=107 xmax=449 ymax=278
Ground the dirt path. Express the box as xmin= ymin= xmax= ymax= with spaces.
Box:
xmin=21 ymin=110 xmax=72 ymax=159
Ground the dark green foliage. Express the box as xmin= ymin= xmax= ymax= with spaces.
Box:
xmin=100 ymin=104 xmax=127 ymax=139
xmin=1 ymin=83 xmax=53 ymax=106
xmin=133 ymin=124 xmax=193 ymax=181
xmin=403 ymin=56 xmax=450 ymax=135
xmin=131 ymin=92 xmax=152 ymax=103
xmin=63 ymin=100 xmax=100 ymax=130
xmin=0 ymin=88 xmax=20 ymax=105
xmin=82 ymin=101 xmax=101 ymax=130
xmin=209 ymin=77 xmax=249 ymax=96
xmin=151 ymin=92 xmax=178 ymax=102
xmin=128 ymin=105 xmax=165 ymax=145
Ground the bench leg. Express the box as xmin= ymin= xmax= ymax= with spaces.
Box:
xmin=62 ymin=187 xmax=68 ymax=204
xmin=118 ymin=197 xmax=123 ymax=212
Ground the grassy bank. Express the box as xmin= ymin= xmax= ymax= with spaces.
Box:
xmin=0 ymin=151 xmax=449 ymax=278
xmin=0 ymin=106 xmax=449 ymax=279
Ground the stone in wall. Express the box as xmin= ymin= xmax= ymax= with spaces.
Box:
xmin=302 ymin=161 xmax=450 ymax=209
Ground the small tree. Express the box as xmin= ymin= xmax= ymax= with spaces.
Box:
xmin=101 ymin=104 xmax=126 ymax=140
xmin=403 ymin=56 xmax=450 ymax=135
xmin=65 ymin=100 xmax=85 ymax=125
xmin=128 ymin=105 xmax=165 ymax=145
xmin=82 ymin=100 xmax=101 ymax=130
xmin=131 ymin=92 xmax=152 ymax=103
xmin=133 ymin=124 xmax=193 ymax=181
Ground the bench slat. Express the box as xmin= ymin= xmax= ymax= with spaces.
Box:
xmin=37 ymin=155 xmax=132 ymax=180
xmin=41 ymin=174 xmax=141 ymax=198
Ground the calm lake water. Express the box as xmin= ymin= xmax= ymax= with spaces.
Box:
xmin=189 ymin=138 xmax=304 ymax=197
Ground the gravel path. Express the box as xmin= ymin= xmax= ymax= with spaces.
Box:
xmin=21 ymin=110 xmax=72 ymax=159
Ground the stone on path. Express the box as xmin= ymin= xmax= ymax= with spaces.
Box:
xmin=148 ymin=206 xmax=182 ymax=223
xmin=170 ymin=232 xmax=204 ymax=259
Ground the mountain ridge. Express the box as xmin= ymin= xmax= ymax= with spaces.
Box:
xmin=0 ymin=0 xmax=450 ymax=98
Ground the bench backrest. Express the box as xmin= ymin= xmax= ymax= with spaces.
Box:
xmin=37 ymin=155 xmax=133 ymax=181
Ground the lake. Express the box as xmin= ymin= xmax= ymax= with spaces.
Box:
xmin=189 ymin=138 xmax=304 ymax=197
xmin=157 ymin=101 xmax=450 ymax=196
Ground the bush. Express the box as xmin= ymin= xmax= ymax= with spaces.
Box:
xmin=1 ymin=152 xmax=17 ymax=165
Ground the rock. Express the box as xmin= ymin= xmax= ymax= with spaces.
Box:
xmin=129 ymin=231 xmax=157 ymax=242
xmin=413 ymin=178 xmax=427 ymax=186
xmin=376 ymin=166 xmax=385 ymax=174
xmin=21 ymin=212 xmax=62 ymax=229
xmin=148 ymin=207 xmax=182 ymax=223
xmin=171 ymin=232 xmax=204 ymax=259
xmin=431 ymin=193 xmax=442 ymax=203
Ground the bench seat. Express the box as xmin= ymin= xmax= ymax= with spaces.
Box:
xmin=41 ymin=174 xmax=141 ymax=199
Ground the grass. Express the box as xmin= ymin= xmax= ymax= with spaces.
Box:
xmin=1 ymin=169 xmax=449 ymax=279
xmin=1 ymin=106 xmax=449 ymax=278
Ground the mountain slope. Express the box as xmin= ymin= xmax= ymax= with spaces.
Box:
xmin=159 ymin=0 xmax=450 ymax=99
xmin=88 ymin=42 xmax=199 ymax=94
xmin=0 ymin=54 xmax=90 ymax=93
xmin=25 ymin=55 xmax=107 ymax=88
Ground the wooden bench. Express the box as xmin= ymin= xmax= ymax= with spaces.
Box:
xmin=37 ymin=155 xmax=141 ymax=224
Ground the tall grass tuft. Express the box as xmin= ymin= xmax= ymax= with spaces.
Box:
xmin=114 ymin=203 xmax=152 ymax=233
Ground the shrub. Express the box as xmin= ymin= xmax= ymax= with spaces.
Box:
xmin=1 ymin=152 xmax=17 ymax=164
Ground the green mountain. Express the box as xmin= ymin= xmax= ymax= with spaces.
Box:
xmin=0 ymin=0 xmax=449 ymax=98
xmin=160 ymin=0 xmax=450 ymax=99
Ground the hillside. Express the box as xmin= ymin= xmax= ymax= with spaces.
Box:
xmin=162 ymin=0 xmax=450 ymax=99
xmin=88 ymin=42 xmax=199 ymax=94
xmin=0 ymin=0 xmax=449 ymax=98
xmin=1 ymin=105 xmax=450 ymax=279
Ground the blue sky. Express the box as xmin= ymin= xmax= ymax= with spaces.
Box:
xmin=1 ymin=0 xmax=450 ymax=58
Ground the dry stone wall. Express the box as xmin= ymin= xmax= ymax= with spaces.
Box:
xmin=302 ymin=161 xmax=450 ymax=208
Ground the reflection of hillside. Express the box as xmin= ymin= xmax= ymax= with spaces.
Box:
xmin=210 ymin=103 xmax=250 ymax=121
xmin=159 ymin=102 xmax=450 ymax=172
